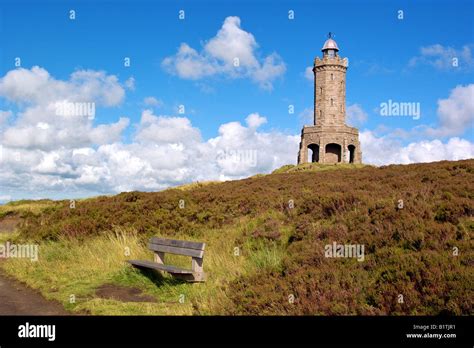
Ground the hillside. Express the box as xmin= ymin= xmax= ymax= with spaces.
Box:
xmin=0 ymin=159 xmax=473 ymax=315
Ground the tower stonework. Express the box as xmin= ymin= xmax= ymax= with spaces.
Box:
xmin=298 ymin=35 xmax=362 ymax=164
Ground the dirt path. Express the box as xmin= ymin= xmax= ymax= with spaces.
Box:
xmin=0 ymin=268 xmax=68 ymax=315
xmin=0 ymin=218 xmax=69 ymax=315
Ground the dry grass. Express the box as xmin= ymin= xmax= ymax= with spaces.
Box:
xmin=172 ymin=181 xmax=220 ymax=191
xmin=272 ymin=162 xmax=368 ymax=174
xmin=0 ymin=200 xmax=58 ymax=217
xmin=0 ymin=219 xmax=285 ymax=315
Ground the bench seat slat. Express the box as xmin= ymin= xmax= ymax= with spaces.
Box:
xmin=148 ymin=243 xmax=204 ymax=258
xmin=128 ymin=260 xmax=194 ymax=274
xmin=150 ymin=237 xmax=205 ymax=251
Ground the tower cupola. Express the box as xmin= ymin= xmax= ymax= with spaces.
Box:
xmin=321 ymin=33 xmax=339 ymax=58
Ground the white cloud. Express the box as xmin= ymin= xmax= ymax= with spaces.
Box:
xmin=210 ymin=113 xmax=298 ymax=178
xmin=250 ymin=53 xmax=286 ymax=89
xmin=205 ymin=16 xmax=259 ymax=68
xmin=0 ymin=67 xmax=297 ymax=198
xmin=409 ymin=44 xmax=474 ymax=71
xmin=425 ymin=84 xmax=474 ymax=137
xmin=89 ymin=118 xmax=130 ymax=145
xmin=162 ymin=16 xmax=286 ymax=90
xmin=346 ymin=104 xmax=368 ymax=126
xmin=162 ymin=43 xmax=218 ymax=80
xmin=245 ymin=113 xmax=267 ymax=128
xmin=0 ymin=67 xmax=129 ymax=150
xmin=360 ymin=130 xmax=473 ymax=165
xmin=135 ymin=109 xmax=202 ymax=145
xmin=1 ymin=66 xmax=472 ymax=201
xmin=0 ymin=67 xmax=125 ymax=107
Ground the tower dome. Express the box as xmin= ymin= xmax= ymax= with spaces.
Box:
xmin=321 ymin=38 xmax=339 ymax=52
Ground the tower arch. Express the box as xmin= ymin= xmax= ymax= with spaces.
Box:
xmin=325 ymin=143 xmax=342 ymax=163
xmin=307 ymin=143 xmax=320 ymax=163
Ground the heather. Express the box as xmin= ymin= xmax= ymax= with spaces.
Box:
xmin=1 ymin=160 xmax=472 ymax=315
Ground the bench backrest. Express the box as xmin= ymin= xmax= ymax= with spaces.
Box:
xmin=148 ymin=237 xmax=205 ymax=259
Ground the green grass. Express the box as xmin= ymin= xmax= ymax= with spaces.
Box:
xmin=272 ymin=162 xmax=368 ymax=174
xmin=0 ymin=199 xmax=59 ymax=218
xmin=0 ymin=218 xmax=286 ymax=315
xmin=171 ymin=181 xmax=220 ymax=191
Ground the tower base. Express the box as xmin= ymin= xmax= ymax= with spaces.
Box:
xmin=297 ymin=124 xmax=362 ymax=164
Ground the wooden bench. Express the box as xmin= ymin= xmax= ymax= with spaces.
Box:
xmin=127 ymin=237 xmax=206 ymax=282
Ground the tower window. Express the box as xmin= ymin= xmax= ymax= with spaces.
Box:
xmin=320 ymin=86 xmax=323 ymax=95
xmin=331 ymin=98 xmax=334 ymax=106
xmin=331 ymin=73 xmax=334 ymax=80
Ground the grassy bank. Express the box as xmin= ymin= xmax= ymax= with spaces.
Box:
xmin=0 ymin=215 xmax=288 ymax=315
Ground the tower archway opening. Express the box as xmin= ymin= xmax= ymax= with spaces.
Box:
xmin=325 ymin=143 xmax=341 ymax=163
xmin=307 ymin=144 xmax=320 ymax=163
xmin=348 ymin=145 xmax=355 ymax=163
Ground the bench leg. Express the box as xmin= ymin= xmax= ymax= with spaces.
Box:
xmin=154 ymin=252 xmax=165 ymax=265
xmin=192 ymin=257 xmax=203 ymax=273
xmin=191 ymin=257 xmax=206 ymax=282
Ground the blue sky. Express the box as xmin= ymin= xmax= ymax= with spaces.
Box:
xmin=0 ymin=0 xmax=473 ymax=200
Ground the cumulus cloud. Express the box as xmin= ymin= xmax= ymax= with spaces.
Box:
xmin=0 ymin=67 xmax=125 ymax=106
xmin=135 ymin=109 xmax=202 ymax=145
xmin=360 ymin=130 xmax=473 ymax=165
xmin=409 ymin=44 xmax=474 ymax=71
xmin=245 ymin=113 xmax=267 ymax=128
xmin=1 ymin=66 xmax=472 ymax=201
xmin=205 ymin=17 xmax=259 ymax=68
xmin=211 ymin=113 xmax=298 ymax=178
xmin=424 ymin=84 xmax=474 ymax=137
xmin=0 ymin=66 xmax=298 ymax=198
xmin=0 ymin=67 xmax=129 ymax=150
xmin=162 ymin=43 xmax=218 ymax=80
xmin=162 ymin=16 xmax=286 ymax=90
xmin=0 ymin=111 xmax=298 ymax=196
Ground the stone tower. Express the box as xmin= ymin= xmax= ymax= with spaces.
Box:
xmin=297 ymin=34 xmax=362 ymax=164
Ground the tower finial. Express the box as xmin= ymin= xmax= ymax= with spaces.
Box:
xmin=327 ymin=32 xmax=333 ymax=39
